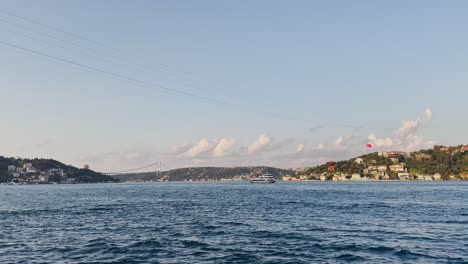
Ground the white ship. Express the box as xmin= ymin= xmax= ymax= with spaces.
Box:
xmin=249 ymin=174 xmax=276 ymax=183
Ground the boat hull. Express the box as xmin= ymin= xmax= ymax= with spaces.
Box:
xmin=249 ymin=179 xmax=276 ymax=184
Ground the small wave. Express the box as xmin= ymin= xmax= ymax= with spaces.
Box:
xmin=213 ymin=252 xmax=262 ymax=263
xmin=87 ymin=206 xmax=115 ymax=212
xmin=250 ymin=230 xmax=319 ymax=241
xmin=394 ymin=249 xmax=437 ymax=260
xmin=218 ymin=221 xmax=250 ymax=227
xmin=128 ymin=239 xmax=164 ymax=249
xmin=181 ymin=240 xmax=209 ymax=248
xmin=336 ymin=253 xmax=366 ymax=261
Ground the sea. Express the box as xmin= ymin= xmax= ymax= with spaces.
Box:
xmin=0 ymin=182 xmax=467 ymax=264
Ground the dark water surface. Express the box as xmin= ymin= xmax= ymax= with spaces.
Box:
xmin=1 ymin=182 xmax=467 ymax=263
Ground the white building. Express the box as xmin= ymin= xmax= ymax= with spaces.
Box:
xmin=389 ymin=163 xmax=405 ymax=172
xmin=378 ymin=151 xmax=410 ymax=158
xmin=378 ymin=166 xmax=388 ymax=172
xmin=416 ymin=175 xmax=433 ymax=181
xmin=355 ymin=158 xmax=364 ymax=164
xmin=351 ymin=173 xmax=361 ymax=180
xmin=433 ymin=173 xmax=442 ymax=180
xmin=7 ymin=165 xmax=16 ymax=173
xmin=23 ymin=163 xmax=33 ymax=169
xmin=26 ymin=168 xmax=38 ymax=174
xmin=39 ymin=174 xmax=49 ymax=183
xmin=398 ymin=173 xmax=410 ymax=181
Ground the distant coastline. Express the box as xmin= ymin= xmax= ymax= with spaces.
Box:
xmin=0 ymin=156 xmax=118 ymax=184
xmin=2 ymin=145 xmax=467 ymax=185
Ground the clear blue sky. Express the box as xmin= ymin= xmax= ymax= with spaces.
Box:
xmin=1 ymin=1 xmax=467 ymax=171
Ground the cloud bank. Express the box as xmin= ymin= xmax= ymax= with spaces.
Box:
xmin=75 ymin=109 xmax=437 ymax=171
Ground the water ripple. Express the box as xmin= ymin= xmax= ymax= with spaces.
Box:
xmin=0 ymin=182 xmax=467 ymax=263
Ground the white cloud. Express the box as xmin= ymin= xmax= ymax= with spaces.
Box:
xmin=396 ymin=108 xmax=432 ymax=138
xmin=247 ymin=134 xmax=272 ymax=155
xmin=296 ymin=144 xmax=305 ymax=152
xmin=213 ymin=138 xmax=236 ymax=157
xmin=336 ymin=136 xmax=343 ymax=146
xmin=368 ymin=133 xmax=394 ymax=147
xmin=184 ymin=138 xmax=214 ymax=158
xmin=368 ymin=108 xmax=435 ymax=151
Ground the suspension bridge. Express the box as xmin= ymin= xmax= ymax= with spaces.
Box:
xmin=103 ymin=161 xmax=162 ymax=176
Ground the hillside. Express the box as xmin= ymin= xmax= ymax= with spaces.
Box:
xmin=0 ymin=156 xmax=119 ymax=183
xmin=114 ymin=166 xmax=293 ymax=182
xmin=297 ymin=145 xmax=468 ymax=180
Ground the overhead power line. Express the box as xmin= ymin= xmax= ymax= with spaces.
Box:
xmin=0 ymin=9 xmax=395 ymax=131
xmin=1 ymin=40 xmax=375 ymax=129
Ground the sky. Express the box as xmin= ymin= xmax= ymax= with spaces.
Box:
xmin=1 ymin=1 xmax=467 ymax=172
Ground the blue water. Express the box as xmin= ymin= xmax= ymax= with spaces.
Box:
xmin=1 ymin=182 xmax=467 ymax=263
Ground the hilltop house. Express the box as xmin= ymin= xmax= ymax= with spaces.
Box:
xmin=415 ymin=153 xmax=431 ymax=160
xmin=355 ymin=158 xmax=364 ymax=164
xmin=439 ymin=146 xmax=451 ymax=152
xmin=378 ymin=151 xmax=410 ymax=158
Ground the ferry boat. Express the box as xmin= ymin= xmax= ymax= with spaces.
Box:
xmin=249 ymin=174 xmax=276 ymax=184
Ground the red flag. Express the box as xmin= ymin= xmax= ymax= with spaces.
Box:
xmin=366 ymin=143 xmax=373 ymax=149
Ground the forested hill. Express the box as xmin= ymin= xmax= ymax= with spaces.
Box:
xmin=114 ymin=166 xmax=293 ymax=182
xmin=300 ymin=145 xmax=468 ymax=180
xmin=0 ymin=156 xmax=118 ymax=183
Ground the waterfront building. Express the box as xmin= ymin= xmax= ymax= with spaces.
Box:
xmin=39 ymin=174 xmax=49 ymax=183
xmin=282 ymin=175 xmax=294 ymax=181
xmin=416 ymin=175 xmax=433 ymax=181
xmin=398 ymin=173 xmax=410 ymax=181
